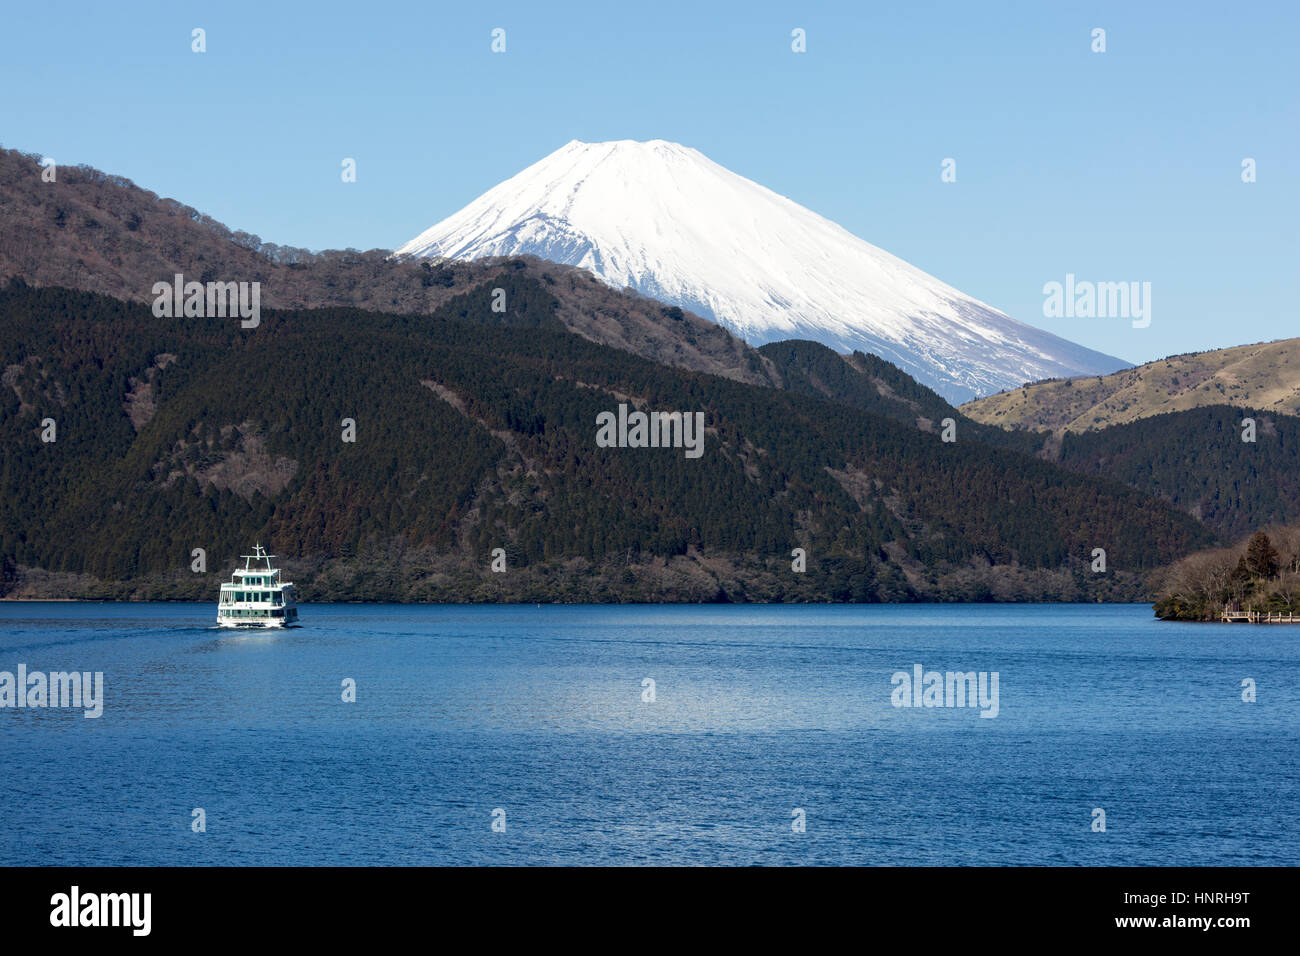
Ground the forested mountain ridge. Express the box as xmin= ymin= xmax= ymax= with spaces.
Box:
xmin=3 ymin=144 xmax=1289 ymax=584
xmin=756 ymin=342 xmax=1300 ymax=541
xmin=0 ymin=281 xmax=1213 ymax=602
xmin=0 ymin=145 xmax=1130 ymax=445
xmin=1051 ymin=406 xmax=1300 ymax=540
xmin=1 ymin=143 xmax=1214 ymax=481
xmin=0 ymin=145 xmax=770 ymax=389
xmin=757 ymin=339 xmax=1042 ymax=455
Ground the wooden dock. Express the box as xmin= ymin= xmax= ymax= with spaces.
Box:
xmin=1220 ymin=610 xmax=1299 ymax=623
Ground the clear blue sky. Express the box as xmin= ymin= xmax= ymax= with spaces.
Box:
xmin=2 ymin=0 xmax=1295 ymax=364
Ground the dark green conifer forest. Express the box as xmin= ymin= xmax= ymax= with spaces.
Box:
xmin=0 ymin=279 xmax=1222 ymax=602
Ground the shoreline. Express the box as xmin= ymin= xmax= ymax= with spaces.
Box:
xmin=2 ymin=597 xmax=1158 ymax=606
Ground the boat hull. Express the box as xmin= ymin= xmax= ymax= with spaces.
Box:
xmin=216 ymin=617 xmax=293 ymax=629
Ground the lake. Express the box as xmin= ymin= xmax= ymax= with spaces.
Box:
xmin=0 ymin=603 xmax=1295 ymax=865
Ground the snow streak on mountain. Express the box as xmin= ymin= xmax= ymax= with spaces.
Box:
xmin=395 ymin=140 xmax=1126 ymax=401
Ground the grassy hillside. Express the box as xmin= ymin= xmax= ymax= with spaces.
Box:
xmin=960 ymin=338 xmax=1300 ymax=431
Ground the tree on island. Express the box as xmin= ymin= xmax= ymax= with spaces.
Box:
xmin=1245 ymin=531 xmax=1280 ymax=579
xmin=1155 ymin=526 xmax=1300 ymax=621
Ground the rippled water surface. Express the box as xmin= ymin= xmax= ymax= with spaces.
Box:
xmin=1 ymin=603 xmax=1295 ymax=865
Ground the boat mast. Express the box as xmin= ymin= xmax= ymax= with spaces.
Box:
xmin=241 ymin=543 xmax=277 ymax=572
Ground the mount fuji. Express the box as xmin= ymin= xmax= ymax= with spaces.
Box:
xmin=394 ymin=140 xmax=1127 ymax=402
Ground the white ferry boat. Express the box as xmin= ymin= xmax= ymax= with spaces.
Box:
xmin=216 ymin=544 xmax=299 ymax=628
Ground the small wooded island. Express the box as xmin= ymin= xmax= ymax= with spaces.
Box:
xmin=1155 ymin=528 xmax=1300 ymax=621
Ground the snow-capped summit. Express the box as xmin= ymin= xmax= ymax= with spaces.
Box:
xmin=395 ymin=139 xmax=1125 ymax=401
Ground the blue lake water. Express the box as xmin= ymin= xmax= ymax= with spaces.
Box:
xmin=0 ymin=603 xmax=1295 ymax=865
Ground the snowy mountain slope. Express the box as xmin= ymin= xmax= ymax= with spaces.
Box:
xmin=395 ymin=140 xmax=1126 ymax=402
